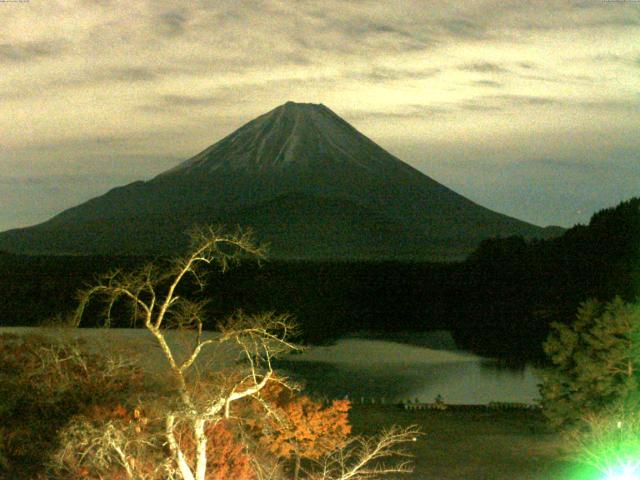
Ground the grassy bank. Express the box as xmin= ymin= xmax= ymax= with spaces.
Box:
xmin=348 ymin=404 xmax=589 ymax=480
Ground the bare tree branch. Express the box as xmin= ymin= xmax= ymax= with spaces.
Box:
xmin=68 ymin=227 xmax=300 ymax=480
xmin=305 ymin=425 xmax=421 ymax=480
xmin=61 ymin=226 xmax=417 ymax=480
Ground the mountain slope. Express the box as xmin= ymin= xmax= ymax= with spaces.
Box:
xmin=0 ymin=101 xmax=562 ymax=259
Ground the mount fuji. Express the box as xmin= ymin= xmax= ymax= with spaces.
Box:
xmin=0 ymin=102 xmax=562 ymax=260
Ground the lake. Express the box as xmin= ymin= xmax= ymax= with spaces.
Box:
xmin=277 ymin=333 xmax=541 ymax=405
xmin=1 ymin=327 xmax=541 ymax=405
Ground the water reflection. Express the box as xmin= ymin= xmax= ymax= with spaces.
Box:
xmin=274 ymin=359 xmax=429 ymax=401
xmin=278 ymin=337 xmax=541 ymax=405
xmin=479 ymin=358 xmax=528 ymax=373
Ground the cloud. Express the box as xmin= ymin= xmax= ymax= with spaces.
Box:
xmin=0 ymin=40 xmax=65 ymax=63
xmin=0 ymin=0 xmax=638 ymax=231
xmin=573 ymin=98 xmax=640 ymax=112
xmin=456 ymin=102 xmax=502 ymax=113
xmin=273 ymin=6 xmax=436 ymax=59
xmin=156 ymin=10 xmax=189 ymax=37
xmin=458 ymin=62 xmax=507 ymax=73
xmin=0 ymin=173 xmax=137 ymax=186
xmin=581 ymin=15 xmax=640 ymax=29
xmin=80 ymin=0 xmax=112 ymax=5
xmin=344 ymin=104 xmax=451 ymax=121
xmin=467 ymin=95 xmax=639 ymax=113
xmin=490 ymin=94 xmax=558 ymax=106
xmin=439 ymin=18 xmax=490 ymax=40
xmin=353 ymin=66 xmax=440 ymax=83
xmin=152 ymin=94 xmax=222 ymax=108
xmin=472 ymin=79 xmax=503 ymax=88
xmin=108 ymin=67 xmax=158 ymax=82
xmin=473 ymin=0 xmax=640 ymax=32
xmin=140 ymin=90 xmax=267 ymax=114
xmin=452 ymin=94 xmax=560 ymax=114
xmin=57 ymin=66 xmax=161 ymax=87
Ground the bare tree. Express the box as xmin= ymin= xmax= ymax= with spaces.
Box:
xmin=70 ymin=226 xmax=419 ymax=480
xmin=72 ymin=227 xmax=297 ymax=480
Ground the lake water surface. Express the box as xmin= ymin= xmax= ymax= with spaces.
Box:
xmin=278 ymin=334 xmax=541 ymax=405
xmin=2 ymin=327 xmax=541 ymax=405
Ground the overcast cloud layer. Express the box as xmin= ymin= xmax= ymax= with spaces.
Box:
xmin=1 ymin=0 xmax=638 ymax=231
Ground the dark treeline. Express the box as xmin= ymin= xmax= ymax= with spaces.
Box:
xmin=1 ymin=197 xmax=638 ymax=363
xmin=0 ymin=254 xmax=147 ymax=327
xmin=454 ymin=197 xmax=640 ymax=361
xmin=0 ymin=252 xmax=467 ymax=343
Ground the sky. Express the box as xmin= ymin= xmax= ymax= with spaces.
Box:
xmin=1 ymin=0 xmax=639 ymax=231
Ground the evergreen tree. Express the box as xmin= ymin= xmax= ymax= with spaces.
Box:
xmin=539 ymin=297 xmax=640 ymax=429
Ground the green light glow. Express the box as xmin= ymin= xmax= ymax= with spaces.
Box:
xmin=604 ymin=462 xmax=640 ymax=480
xmin=562 ymin=408 xmax=640 ymax=480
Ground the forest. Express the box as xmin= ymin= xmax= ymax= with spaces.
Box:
xmin=1 ymin=197 xmax=638 ymax=364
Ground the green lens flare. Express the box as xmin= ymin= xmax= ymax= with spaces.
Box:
xmin=604 ymin=462 xmax=640 ymax=480
xmin=563 ymin=416 xmax=640 ymax=480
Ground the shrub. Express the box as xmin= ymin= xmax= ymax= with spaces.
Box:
xmin=0 ymin=333 xmax=145 ymax=478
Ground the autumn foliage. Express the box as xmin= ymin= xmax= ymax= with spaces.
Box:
xmin=2 ymin=230 xmax=416 ymax=480
xmin=0 ymin=332 xmax=145 ymax=478
xmin=171 ymin=418 xmax=256 ymax=480
xmin=253 ymin=382 xmax=351 ymax=462
xmin=0 ymin=333 xmax=353 ymax=479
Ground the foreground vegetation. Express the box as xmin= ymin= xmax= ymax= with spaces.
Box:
xmin=0 ymin=336 xmax=601 ymax=480
xmin=1 ymin=228 xmax=418 ymax=479
xmin=539 ymin=296 xmax=640 ymax=478
xmin=1 ymin=198 xmax=638 ymax=477
xmin=0 ymin=330 xmax=381 ymax=479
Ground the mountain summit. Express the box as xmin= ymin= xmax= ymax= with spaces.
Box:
xmin=0 ymin=102 xmax=562 ymax=259
xmin=159 ymin=101 xmax=414 ymax=175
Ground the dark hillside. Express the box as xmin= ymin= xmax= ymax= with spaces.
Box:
xmin=1 ymin=199 xmax=635 ymax=363
xmin=453 ymin=197 xmax=640 ymax=360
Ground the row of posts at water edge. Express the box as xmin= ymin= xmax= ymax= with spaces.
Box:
xmin=329 ymin=394 xmax=540 ymax=411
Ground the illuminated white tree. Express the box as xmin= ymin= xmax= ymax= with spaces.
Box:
xmin=71 ymin=226 xmax=418 ymax=480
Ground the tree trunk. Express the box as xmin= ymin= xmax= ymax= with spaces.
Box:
xmin=166 ymin=414 xmax=196 ymax=480
xmin=194 ymin=418 xmax=208 ymax=480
